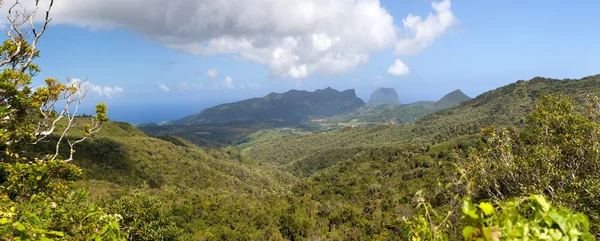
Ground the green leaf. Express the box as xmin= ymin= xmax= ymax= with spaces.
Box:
xmin=13 ymin=222 xmax=26 ymax=231
xmin=462 ymin=200 xmax=479 ymax=219
xmin=462 ymin=226 xmax=476 ymax=240
xmin=47 ymin=230 xmax=64 ymax=237
xmin=0 ymin=218 xmax=10 ymax=225
xmin=532 ymin=195 xmax=550 ymax=212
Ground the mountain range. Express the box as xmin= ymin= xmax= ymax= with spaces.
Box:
xmin=311 ymin=89 xmax=471 ymax=128
xmin=168 ymin=87 xmax=365 ymax=125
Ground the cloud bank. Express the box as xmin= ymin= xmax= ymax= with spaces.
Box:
xmin=7 ymin=0 xmax=457 ymax=79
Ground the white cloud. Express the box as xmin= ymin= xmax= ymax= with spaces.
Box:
xmin=387 ymin=59 xmax=411 ymax=76
xmin=223 ymin=77 xmax=234 ymax=89
xmin=5 ymin=0 xmax=458 ymax=78
xmin=207 ymin=68 xmax=218 ymax=79
xmin=158 ymin=83 xmax=170 ymax=92
xmin=179 ymin=82 xmax=203 ymax=91
xmin=68 ymin=78 xmax=124 ymax=98
xmin=395 ymin=0 xmax=458 ymax=55
xmin=16 ymin=0 xmax=397 ymax=78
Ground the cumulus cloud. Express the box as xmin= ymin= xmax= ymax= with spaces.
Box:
xmin=387 ymin=59 xmax=410 ymax=76
xmin=68 ymin=78 xmax=124 ymax=98
xmin=6 ymin=0 xmax=457 ymax=78
xmin=207 ymin=68 xmax=218 ymax=79
xmin=17 ymin=0 xmax=397 ymax=78
xmin=223 ymin=77 xmax=234 ymax=89
xmin=158 ymin=83 xmax=170 ymax=92
xmin=395 ymin=0 xmax=458 ymax=55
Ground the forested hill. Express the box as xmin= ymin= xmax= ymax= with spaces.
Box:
xmin=245 ymin=75 xmax=600 ymax=168
xmin=434 ymin=89 xmax=471 ymax=109
xmin=167 ymin=87 xmax=365 ymax=125
xmin=317 ymin=88 xmax=471 ymax=127
xmin=21 ymin=75 xmax=600 ymax=240
xmin=413 ymin=74 xmax=600 ymax=141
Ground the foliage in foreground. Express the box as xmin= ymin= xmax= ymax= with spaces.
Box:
xmin=406 ymin=194 xmax=594 ymax=241
xmin=0 ymin=2 xmax=124 ymax=239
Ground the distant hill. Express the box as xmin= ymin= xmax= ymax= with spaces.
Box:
xmin=167 ymin=87 xmax=365 ymax=125
xmin=311 ymin=88 xmax=471 ymax=129
xmin=368 ymin=87 xmax=401 ymax=105
xmin=135 ymin=122 xmax=159 ymax=127
xmin=246 ymin=75 xmax=600 ymax=173
xmin=435 ymin=89 xmax=471 ymax=109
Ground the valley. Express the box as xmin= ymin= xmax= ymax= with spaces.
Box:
xmin=2 ymin=1 xmax=599 ymax=240
xmin=27 ymin=75 xmax=600 ymax=239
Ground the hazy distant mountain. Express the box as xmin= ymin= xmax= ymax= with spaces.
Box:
xmin=435 ymin=89 xmax=471 ymax=109
xmin=135 ymin=122 xmax=159 ymax=127
xmin=368 ymin=88 xmax=401 ymax=105
xmin=168 ymin=87 xmax=365 ymax=125
xmin=310 ymin=88 xmax=472 ymax=129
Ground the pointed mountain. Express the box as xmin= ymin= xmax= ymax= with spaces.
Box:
xmin=368 ymin=87 xmax=401 ymax=105
xmin=435 ymin=89 xmax=471 ymax=109
xmin=167 ymin=87 xmax=365 ymax=125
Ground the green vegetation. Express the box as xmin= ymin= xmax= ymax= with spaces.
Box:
xmin=139 ymin=121 xmax=292 ymax=147
xmin=168 ymin=87 xmax=365 ymax=125
xmin=2 ymin=3 xmax=600 ymax=240
xmin=435 ymin=89 xmax=471 ymax=110
xmin=141 ymin=89 xmax=471 ymax=148
xmin=304 ymin=89 xmax=471 ymax=132
xmin=0 ymin=4 xmax=123 ymax=239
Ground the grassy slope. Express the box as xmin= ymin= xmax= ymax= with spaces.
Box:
xmin=34 ymin=121 xmax=296 ymax=198
xmin=245 ymin=75 xmax=600 ymax=175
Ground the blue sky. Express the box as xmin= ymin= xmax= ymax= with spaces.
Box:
xmin=15 ymin=0 xmax=600 ymax=123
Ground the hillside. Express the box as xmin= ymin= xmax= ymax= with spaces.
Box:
xmin=368 ymin=87 xmax=401 ymax=105
xmin=308 ymin=89 xmax=470 ymax=130
xmin=22 ymin=75 xmax=600 ymax=239
xmin=168 ymin=87 xmax=365 ymax=125
xmin=435 ymin=89 xmax=471 ymax=109
xmin=245 ymin=75 xmax=600 ymax=172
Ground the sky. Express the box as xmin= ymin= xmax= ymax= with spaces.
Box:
xmin=3 ymin=0 xmax=599 ymax=123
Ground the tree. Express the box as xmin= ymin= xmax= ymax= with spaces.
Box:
xmin=466 ymin=94 xmax=600 ymax=234
xmin=0 ymin=0 xmax=122 ymax=239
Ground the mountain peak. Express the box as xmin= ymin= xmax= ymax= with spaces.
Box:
xmin=436 ymin=89 xmax=471 ymax=109
xmin=368 ymin=87 xmax=401 ymax=105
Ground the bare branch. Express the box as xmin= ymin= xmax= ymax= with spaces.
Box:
xmin=20 ymin=0 xmax=53 ymax=72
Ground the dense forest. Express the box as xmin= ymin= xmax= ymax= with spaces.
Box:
xmin=1 ymin=2 xmax=600 ymax=241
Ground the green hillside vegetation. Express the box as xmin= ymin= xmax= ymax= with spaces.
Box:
xmin=248 ymin=75 xmax=600 ymax=169
xmin=139 ymin=121 xmax=288 ymax=147
xmin=87 ymin=90 xmax=600 ymax=239
xmin=435 ymin=89 xmax=471 ymax=109
xmin=7 ymin=73 xmax=600 ymax=239
xmin=140 ymin=89 xmax=470 ymax=148
xmin=306 ymin=89 xmax=471 ymax=131
xmin=2 ymin=11 xmax=599 ymax=239
xmin=168 ymin=87 xmax=365 ymax=125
